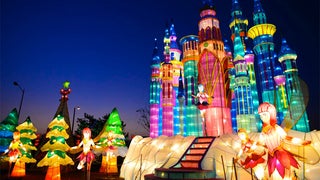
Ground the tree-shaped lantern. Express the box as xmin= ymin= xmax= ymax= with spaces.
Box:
xmin=12 ymin=116 xmax=38 ymax=177
xmin=37 ymin=114 xmax=74 ymax=180
xmin=94 ymin=108 xmax=127 ymax=174
xmin=0 ymin=108 xmax=18 ymax=153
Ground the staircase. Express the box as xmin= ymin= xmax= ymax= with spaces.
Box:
xmin=172 ymin=136 xmax=215 ymax=169
xmin=145 ymin=137 xmax=221 ymax=180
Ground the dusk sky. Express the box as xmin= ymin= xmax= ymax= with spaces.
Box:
xmin=1 ymin=0 xmax=319 ymax=136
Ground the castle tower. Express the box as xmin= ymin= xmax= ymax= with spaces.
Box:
xmin=248 ymin=0 xmax=277 ymax=104
xmin=180 ymin=35 xmax=202 ymax=136
xmin=232 ymin=26 xmax=257 ymax=132
xmin=149 ymin=39 xmax=162 ymax=138
xmin=244 ymin=49 xmax=261 ymax=130
xmin=229 ymin=0 xmax=248 ymax=45
xmin=197 ymin=0 xmax=232 ymax=136
xmin=161 ymin=27 xmax=174 ymax=136
xmin=278 ymin=39 xmax=310 ymax=132
xmin=169 ymin=23 xmax=184 ymax=135
xmin=273 ymin=65 xmax=288 ymax=125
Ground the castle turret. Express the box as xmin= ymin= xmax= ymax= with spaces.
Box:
xmin=197 ymin=0 xmax=232 ymax=136
xmin=278 ymin=39 xmax=310 ymax=132
xmin=248 ymin=0 xmax=277 ymax=104
xmin=180 ymin=35 xmax=202 ymax=136
xmin=229 ymin=0 xmax=248 ymax=45
xmin=232 ymin=26 xmax=257 ymax=132
xmin=161 ymin=27 xmax=174 ymax=136
xmin=273 ymin=65 xmax=288 ymax=125
xmin=149 ymin=39 xmax=162 ymax=138
xmin=169 ymin=23 xmax=184 ymax=135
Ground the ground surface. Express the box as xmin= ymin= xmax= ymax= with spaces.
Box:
xmin=0 ymin=163 xmax=124 ymax=180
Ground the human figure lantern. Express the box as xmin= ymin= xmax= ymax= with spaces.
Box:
xmin=257 ymin=102 xmax=319 ymax=179
xmin=71 ymin=127 xmax=97 ymax=171
xmin=192 ymin=84 xmax=210 ymax=136
xmin=236 ymin=128 xmax=266 ymax=180
xmin=4 ymin=131 xmax=26 ymax=177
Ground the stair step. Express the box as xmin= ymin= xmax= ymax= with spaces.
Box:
xmin=185 ymin=154 xmax=203 ymax=161
xmin=189 ymin=148 xmax=207 ymax=154
xmin=193 ymin=142 xmax=210 ymax=148
xmin=181 ymin=160 xmax=200 ymax=168
xmin=196 ymin=137 xmax=215 ymax=143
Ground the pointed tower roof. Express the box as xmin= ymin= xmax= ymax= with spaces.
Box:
xmin=233 ymin=26 xmax=245 ymax=59
xmin=278 ymin=38 xmax=297 ymax=62
xmin=169 ymin=23 xmax=179 ymax=50
xmin=163 ymin=23 xmax=171 ymax=63
xmin=253 ymin=0 xmax=267 ymax=25
xmin=151 ymin=38 xmax=160 ymax=65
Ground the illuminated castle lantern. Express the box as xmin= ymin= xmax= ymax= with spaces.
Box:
xmin=231 ymin=26 xmax=257 ymax=132
xmin=161 ymin=26 xmax=174 ymax=136
xmin=273 ymin=65 xmax=289 ymax=125
xmin=169 ymin=24 xmax=184 ymax=136
xmin=248 ymin=0 xmax=277 ymax=104
xmin=149 ymin=39 xmax=162 ymax=138
xmin=278 ymin=39 xmax=310 ymax=132
xmin=180 ymin=35 xmax=202 ymax=136
xmin=229 ymin=0 xmax=260 ymax=131
xmin=197 ymin=0 xmax=232 ymax=136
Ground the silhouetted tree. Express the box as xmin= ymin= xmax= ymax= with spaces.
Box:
xmin=136 ymin=107 xmax=150 ymax=134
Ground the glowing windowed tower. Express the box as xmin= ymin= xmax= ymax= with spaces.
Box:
xmin=232 ymin=26 xmax=257 ymax=132
xmin=180 ymin=35 xmax=202 ymax=136
xmin=273 ymin=65 xmax=288 ymax=125
xmin=278 ymin=39 xmax=310 ymax=132
xmin=169 ymin=24 xmax=183 ymax=135
xmin=161 ymin=27 xmax=174 ymax=136
xmin=197 ymin=0 xmax=232 ymax=136
xmin=149 ymin=39 xmax=162 ymax=138
xmin=248 ymin=0 xmax=276 ymax=104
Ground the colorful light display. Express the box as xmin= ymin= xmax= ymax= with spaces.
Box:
xmin=149 ymin=0 xmax=311 ymax=137
xmin=278 ymin=39 xmax=310 ymax=132
xmin=94 ymin=108 xmax=127 ymax=174
xmin=37 ymin=114 xmax=74 ymax=180
xmin=0 ymin=108 xmax=18 ymax=153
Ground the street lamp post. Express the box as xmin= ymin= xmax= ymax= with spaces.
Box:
xmin=72 ymin=106 xmax=80 ymax=134
xmin=13 ymin=81 xmax=25 ymax=121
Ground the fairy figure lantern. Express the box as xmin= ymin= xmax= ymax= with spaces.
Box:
xmin=236 ymin=128 xmax=266 ymax=180
xmin=258 ymin=102 xmax=299 ymax=179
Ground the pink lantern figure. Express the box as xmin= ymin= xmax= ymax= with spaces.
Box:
xmin=258 ymin=102 xmax=299 ymax=179
xmin=236 ymin=128 xmax=266 ymax=180
xmin=72 ymin=128 xmax=97 ymax=171
xmin=192 ymin=84 xmax=211 ymax=135
xmin=5 ymin=131 xmax=26 ymax=177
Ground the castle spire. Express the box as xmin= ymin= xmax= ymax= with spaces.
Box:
xmin=253 ymin=0 xmax=267 ymax=25
xmin=151 ymin=38 xmax=160 ymax=65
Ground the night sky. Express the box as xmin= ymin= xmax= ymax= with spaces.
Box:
xmin=1 ymin=0 xmax=319 ymax=136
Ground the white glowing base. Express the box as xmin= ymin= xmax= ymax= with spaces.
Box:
xmin=120 ymin=130 xmax=320 ymax=180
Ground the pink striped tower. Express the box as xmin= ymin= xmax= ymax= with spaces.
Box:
xmin=197 ymin=1 xmax=232 ymax=136
xmin=161 ymin=27 xmax=174 ymax=136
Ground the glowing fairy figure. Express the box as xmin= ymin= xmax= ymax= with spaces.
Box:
xmin=192 ymin=84 xmax=210 ymax=135
xmin=236 ymin=128 xmax=266 ymax=180
xmin=74 ymin=128 xmax=97 ymax=171
xmin=258 ymin=102 xmax=299 ymax=179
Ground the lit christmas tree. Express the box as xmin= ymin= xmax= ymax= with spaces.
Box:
xmin=12 ymin=116 xmax=38 ymax=177
xmin=0 ymin=108 xmax=18 ymax=153
xmin=94 ymin=108 xmax=127 ymax=173
xmin=37 ymin=114 xmax=74 ymax=180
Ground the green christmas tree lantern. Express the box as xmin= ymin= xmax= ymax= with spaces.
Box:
xmin=94 ymin=108 xmax=127 ymax=174
xmin=37 ymin=114 xmax=74 ymax=180
xmin=0 ymin=108 xmax=19 ymax=153
xmin=13 ymin=116 xmax=38 ymax=177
